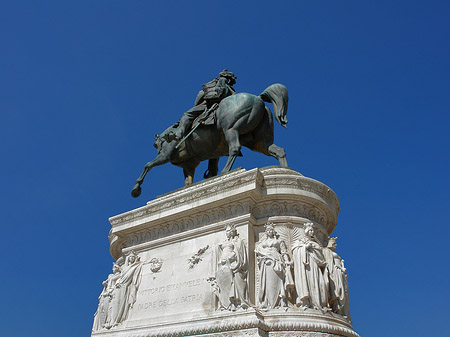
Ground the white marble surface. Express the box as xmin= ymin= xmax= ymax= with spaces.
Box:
xmin=92 ymin=167 xmax=358 ymax=337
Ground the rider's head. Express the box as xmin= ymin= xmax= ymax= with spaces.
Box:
xmin=219 ymin=69 xmax=237 ymax=86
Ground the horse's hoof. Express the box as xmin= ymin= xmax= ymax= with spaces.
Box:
xmin=131 ymin=185 xmax=141 ymax=198
xmin=204 ymin=171 xmax=218 ymax=179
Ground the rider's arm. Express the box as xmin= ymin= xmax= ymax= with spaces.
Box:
xmin=194 ymin=90 xmax=205 ymax=106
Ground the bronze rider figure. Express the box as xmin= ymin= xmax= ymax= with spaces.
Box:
xmin=173 ymin=69 xmax=237 ymax=140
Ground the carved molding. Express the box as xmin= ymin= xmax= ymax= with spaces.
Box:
xmin=121 ymin=198 xmax=335 ymax=255
xmin=124 ymin=201 xmax=251 ymax=249
xmin=110 ymin=168 xmax=341 ymax=258
xmin=108 ymin=230 xmax=119 ymax=246
xmin=261 ymin=321 xmax=357 ymax=336
xmin=93 ymin=315 xmax=262 ymax=337
xmin=268 ymin=333 xmax=341 ymax=337
xmin=110 ymin=169 xmax=260 ymax=227
xmin=110 ymin=168 xmax=338 ymax=229
xmin=92 ymin=315 xmax=359 ymax=337
xmin=251 ymin=201 xmax=332 ymax=234
xmin=206 ymin=329 xmax=264 ymax=337
xmin=260 ymin=167 xmax=339 ymax=208
xmin=265 ymin=178 xmax=339 ymax=211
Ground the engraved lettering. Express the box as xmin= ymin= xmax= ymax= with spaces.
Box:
xmin=138 ymin=278 xmax=206 ymax=296
xmin=180 ymin=294 xmax=202 ymax=303
xmin=158 ymin=297 xmax=178 ymax=307
xmin=137 ymin=301 xmax=158 ymax=311
xmin=137 ymin=294 xmax=202 ymax=311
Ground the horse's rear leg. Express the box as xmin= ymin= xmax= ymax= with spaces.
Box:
xmin=267 ymin=143 xmax=288 ymax=168
xmin=221 ymin=129 xmax=241 ymax=174
xmin=204 ymin=158 xmax=219 ymax=178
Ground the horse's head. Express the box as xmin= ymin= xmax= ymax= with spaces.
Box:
xmin=154 ymin=122 xmax=181 ymax=154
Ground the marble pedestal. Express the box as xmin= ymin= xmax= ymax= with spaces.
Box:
xmin=92 ymin=167 xmax=359 ymax=337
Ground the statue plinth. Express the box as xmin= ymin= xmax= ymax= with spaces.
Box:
xmin=92 ymin=167 xmax=359 ymax=337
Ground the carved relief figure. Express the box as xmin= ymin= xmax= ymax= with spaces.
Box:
xmin=92 ymin=280 xmax=109 ymax=332
xmin=291 ymin=223 xmax=330 ymax=312
xmin=92 ymin=262 xmax=121 ymax=332
xmin=324 ymin=237 xmax=351 ymax=322
xmin=280 ymin=240 xmax=295 ymax=304
xmin=214 ymin=224 xmax=249 ymax=310
xmin=255 ymin=223 xmax=294 ymax=310
xmin=105 ymin=251 xmax=143 ymax=328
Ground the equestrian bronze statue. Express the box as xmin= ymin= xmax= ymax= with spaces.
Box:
xmin=131 ymin=72 xmax=289 ymax=198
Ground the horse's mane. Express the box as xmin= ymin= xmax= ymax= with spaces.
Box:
xmin=154 ymin=122 xmax=179 ymax=144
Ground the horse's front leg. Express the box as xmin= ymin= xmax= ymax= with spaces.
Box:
xmin=182 ymin=166 xmax=195 ymax=186
xmin=131 ymin=142 xmax=176 ymax=197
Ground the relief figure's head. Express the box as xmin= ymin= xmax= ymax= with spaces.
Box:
xmin=327 ymin=237 xmax=338 ymax=250
xmin=304 ymin=222 xmax=315 ymax=238
xmin=112 ymin=262 xmax=121 ymax=274
xmin=264 ymin=222 xmax=276 ymax=238
xmin=225 ymin=224 xmax=238 ymax=239
xmin=127 ymin=250 xmax=139 ymax=265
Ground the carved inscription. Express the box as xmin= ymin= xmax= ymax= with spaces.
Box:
xmin=136 ymin=278 xmax=208 ymax=312
xmin=139 ymin=278 xmax=205 ymax=295
xmin=137 ymin=294 xmax=203 ymax=310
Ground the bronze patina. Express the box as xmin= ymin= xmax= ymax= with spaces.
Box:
xmin=131 ymin=71 xmax=289 ymax=198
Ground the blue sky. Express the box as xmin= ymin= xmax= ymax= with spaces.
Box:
xmin=1 ymin=1 xmax=449 ymax=336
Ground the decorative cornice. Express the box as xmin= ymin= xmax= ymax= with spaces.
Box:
xmin=109 ymin=168 xmax=341 ymax=258
xmin=109 ymin=168 xmax=338 ymax=229
xmin=252 ymin=201 xmax=330 ymax=228
xmin=260 ymin=167 xmax=340 ymax=217
xmin=109 ymin=168 xmax=260 ymax=227
xmin=124 ymin=201 xmax=251 ymax=249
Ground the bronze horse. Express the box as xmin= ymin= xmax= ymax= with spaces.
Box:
xmin=131 ymin=83 xmax=288 ymax=198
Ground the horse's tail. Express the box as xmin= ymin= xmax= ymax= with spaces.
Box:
xmin=260 ymin=83 xmax=289 ymax=128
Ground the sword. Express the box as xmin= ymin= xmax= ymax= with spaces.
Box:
xmin=176 ymin=103 xmax=218 ymax=149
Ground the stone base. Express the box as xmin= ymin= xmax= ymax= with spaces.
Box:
xmin=93 ymin=310 xmax=357 ymax=337
xmin=92 ymin=167 xmax=358 ymax=337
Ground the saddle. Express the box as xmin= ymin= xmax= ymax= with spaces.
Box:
xmin=175 ymin=103 xmax=219 ymax=150
xmin=192 ymin=103 xmax=218 ymax=127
